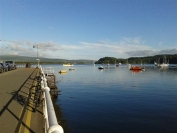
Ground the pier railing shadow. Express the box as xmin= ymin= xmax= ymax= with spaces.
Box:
xmin=0 ymin=68 xmax=41 ymax=133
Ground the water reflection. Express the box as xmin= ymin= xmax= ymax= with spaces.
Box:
xmin=52 ymin=98 xmax=71 ymax=133
xmin=131 ymin=69 xmax=143 ymax=74
xmin=42 ymin=64 xmax=177 ymax=133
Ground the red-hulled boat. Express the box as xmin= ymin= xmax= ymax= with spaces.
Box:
xmin=130 ymin=66 xmax=144 ymax=70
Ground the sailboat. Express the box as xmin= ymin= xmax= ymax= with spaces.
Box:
xmin=159 ymin=55 xmax=169 ymax=68
xmin=93 ymin=56 xmax=96 ymax=66
xmin=115 ymin=59 xmax=118 ymax=67
xmin=126 ymin=59 xmax=131 ymax=69
xmin=93 ymin=61 xmax=95 ymax=66
xmin=154 ymin=58 xmax=160 ymax=67
xmin=107 ymin=61 xmax=110 ymax=66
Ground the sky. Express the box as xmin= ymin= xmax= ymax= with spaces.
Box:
xmin=0 ymin=0 xmax=177 ymax=60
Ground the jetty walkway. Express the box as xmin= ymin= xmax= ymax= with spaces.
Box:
xmin=0 ymin=68 xmax=44 ymax=133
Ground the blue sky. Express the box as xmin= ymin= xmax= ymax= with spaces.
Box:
xmin=0 ymin=0 xmax=177 ymax=60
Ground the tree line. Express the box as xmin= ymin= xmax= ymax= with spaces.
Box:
xmin=95 ymin=54 xmax=177 ymax=64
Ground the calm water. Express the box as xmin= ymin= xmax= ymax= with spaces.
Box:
xmin=42 ymin=64 xmax=177 ymax=133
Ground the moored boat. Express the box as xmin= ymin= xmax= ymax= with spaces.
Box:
xmin=98 ymin=66 xmax=104 ymax=69
xmin=160 ymin=63 xmax=169 ymax=68
xmin=69 ymin=68 xmax=75 ymax=70
xmin=159 ymin=55 xmax=169 ymax=68
xmin=131 ymin=69 xmax=143 ymax=73
xmin=154 ymin=61 xmax=159 ymax=67
xmin=59 ymin=70 xmax=67 ymax=73
xmin=130 ymin=66 xmax=145 ymax=70
xmin=63 ymin=63 xmax=74 ymax=66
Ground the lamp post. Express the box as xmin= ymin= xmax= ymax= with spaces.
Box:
xmin=36 ymin=59 xmax=40 ymax=68
xmin=33 ymin=45 xmax=39 ymax=68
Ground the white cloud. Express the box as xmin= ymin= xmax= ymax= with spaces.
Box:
xmin=1 ymin=40 xmax=65 ymax=58
xmin=159 ymin=48 xmax=177 ymax=54
xmin=79 ymin=37 xmax=152 ymax=56
xmin=126 ymin=50 xmax=158 ymax=56
xmin=1 ymin=38 xmax=177 ymax=59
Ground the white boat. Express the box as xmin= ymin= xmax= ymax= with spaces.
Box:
xmin=159 ymin=56 xmax=169 ymax=68
xmin=128 ymin=64 xmax=131 ymax=69
xmin=98 ymin=66 xmax=104 ymax=69
xmin=93 ymin=59 xmax=95 ymax=66
xmin=115 ymin=59 xmax=119 ymax=67
xmin=154 ymin=58 xmax=160 ymax=67
xmin=154 ymin=61 xmax=159 ymax=67
xmin=63 ymin=63 xmax=74 ymax=66
xmin=69 ymin=68 xmax=75 ymax=70
xmin=160 ymin=63 xmax=169 ymax=68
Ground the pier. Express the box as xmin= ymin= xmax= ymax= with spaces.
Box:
xmin=0 ymin=67 xmax=63 ymax=133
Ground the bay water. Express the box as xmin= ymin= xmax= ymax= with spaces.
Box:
xmin=42 ymin=64 xmax=177 ymax=133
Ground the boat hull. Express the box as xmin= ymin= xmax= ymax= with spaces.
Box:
xmin=63 ymin=64 xmax=74 ymax=66
xmin=98 ymin=66 xmax=104 ymax=69
xmin=160 ymin=63 xmax=169 ymax=67
xmin=130 ymin=66 xmax=144 ymax=70
xmin=59 ymin=70 xmax=67 ymax=73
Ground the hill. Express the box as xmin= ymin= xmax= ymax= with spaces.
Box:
xmin=95 ymin=54 xmax=177 ymax=64
xmin=0 ymin=55 xmax=93 ymax=64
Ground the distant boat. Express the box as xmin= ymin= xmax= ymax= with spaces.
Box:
xmin=128 ymin=64 xmax=131 ymax=69
xmin=93 ymin=61 xmax=95 ymax=66
xmin=93 ymin=57 xmax=96 ymax=66
xmin=98 ymin=66 xmax=104 ymax=69
xmin=131 ymin=69 xmax=143 ymax=73
xmin=115 ymin=59 xmax=119 ymax=67
xmin=154 ymin=58 xmax=160 ymax=67
xmin=69 ymin=68 xmax=75 ymax=71
xmin=63 ymin=63 xmax=74 ymax=66
xmin=130 ymin=66 xmax=145 ymax=71
xmin=154 ymin=61 xmax=159 ymax=67
xmin=160 ymin=63 xmax=169 ymax=68
xmin=159 ymin=55 xmax=169 ymax=68
xmin=59 ymin=70 xmax=67 ymax=73
xmin=126 ymin=59 xmax=132 ymax=69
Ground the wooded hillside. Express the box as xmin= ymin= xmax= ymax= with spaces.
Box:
xmin=95 ymin=54 xmax=177 ymax=64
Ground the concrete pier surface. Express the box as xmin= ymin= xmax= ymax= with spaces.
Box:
xmin=0 ymin=68 xmax=44 ymax=133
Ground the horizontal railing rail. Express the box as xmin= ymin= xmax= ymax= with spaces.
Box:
xmin=43 ymin=67 xmax=54 ymax=76
xmin=40 ymin=66 xmax=64 ymax=133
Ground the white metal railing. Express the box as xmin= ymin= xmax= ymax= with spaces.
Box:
xmin=16 ymin=64 xmax=37 ymax=68
xmin=43 ymin=67 xmax=55 ymax=76
xmin=40 ymin=66 xmax=64 ymax=133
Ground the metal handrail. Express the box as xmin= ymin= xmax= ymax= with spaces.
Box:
xmin=40 ymin=66 xmax=64 ymax=133
xmin=43 ymin=67 xmax=54 ymax=76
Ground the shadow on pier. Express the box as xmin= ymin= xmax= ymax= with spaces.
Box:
xmin=0 ymin=68 xmax=44 ymax=133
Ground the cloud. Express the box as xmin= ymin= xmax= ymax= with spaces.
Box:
xmin=1 ymin=40 xmax=65 ymax=58
xmin=79 ymin=37 xmax=177 ymax=58
xmin=125 ymin=48 xmax=177 ymax=57
xmin=1 ymin=38 xmax=177 ymax=59
xmin=34 ymin=42 xmax=64 ymax=52
xmin=4 ymin=40 xmax=64 ymax=51
xmin=8 ymin=44 xmax=27 ymax=51
xmin=79 ymin=37 xmax=151 ymax=55
xmin=126 ymin=50 xmax=158 ymax=56
xmin=159 ymin=48 xmax=177 ymax=54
